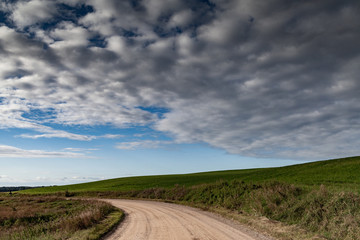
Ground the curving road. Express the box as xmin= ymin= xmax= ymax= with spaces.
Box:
xmin=103 ymin=199 xmax=269 ymax=240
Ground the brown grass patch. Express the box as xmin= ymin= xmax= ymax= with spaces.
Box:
xmin=0 ymin=195 xmax=118 ymax=240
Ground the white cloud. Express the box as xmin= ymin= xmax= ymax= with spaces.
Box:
xmin=49 ymin=22 xmax=90 ymax=48
xmin=168 ymin=10 xmax=193 ymax=28
xmin=18 ymin=132 xmax=96 ymax=141
xmin=63 ymin=176 xmax=105 ymax=181
xmin=0 ymin=0 xmax=360 ymax=160
xmin=0 ymin=145 xmax=87 ymax=158
xmin=116 ymin=140 xmax=173 ymax=150
xmin=63 ymin=148 xmax=99 ymax=152
xmin=11 ymin=0 xmax=57 ymax=28
xmin=100 ymin=134 xmax=124 ymax=139
xmin=2 ymin=117 xmax=97 ymax=141
xmin=18 ymin=133 xmax=125 ymax=140
xmin=0 ymin=175 xmax=105 ymax=186
xmin=17 ymin=131 xmax=124 ymax=141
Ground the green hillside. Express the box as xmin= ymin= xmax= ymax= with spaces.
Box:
xmin=24 ymin=156 xmax=360 ymax=194
xmin=21 ymin=156 xmax=360 ymax=239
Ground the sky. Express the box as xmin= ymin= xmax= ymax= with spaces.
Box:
xmin=0 ymin=0 xmax=359 ymax=186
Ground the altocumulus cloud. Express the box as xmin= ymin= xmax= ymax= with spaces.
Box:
xmin=0 ymin=0 xmax=360 ymax=160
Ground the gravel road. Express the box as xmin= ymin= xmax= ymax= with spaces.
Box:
xmin=103 ymin=199 xmax=270 ymax=240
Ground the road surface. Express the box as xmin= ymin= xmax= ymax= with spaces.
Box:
xmin=103 ymin=199 xmax=270 ymax=240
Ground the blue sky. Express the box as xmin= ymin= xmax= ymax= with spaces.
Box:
xmin=1 ymin=0 xmax=359 ymax=186
xmin=0 ymin=125 xmax=301 ymax=186
xmin=0 ymin=121 xmax=302 ymax=186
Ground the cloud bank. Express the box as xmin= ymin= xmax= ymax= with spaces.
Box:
xmin=1 ymin=0 xmax=360 ymax=159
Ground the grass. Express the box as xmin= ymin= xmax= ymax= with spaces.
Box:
xmin=69 ymin=210 xmax=124 ymax=240
xmin=24 ymin=156 xmax=360 ymax=194
xmin=0 ymin=196 xmax=123 ymax=240
xmin=20 ymin=156 xmax=360 ymax=239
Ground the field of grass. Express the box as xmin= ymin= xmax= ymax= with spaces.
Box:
xmin=24 ymin=156 xmax=360 ymax=194
xmin=0 ymin=196 xmax=123 ymax=240
xmin=20 ymin=156 xmax=360 ymax=240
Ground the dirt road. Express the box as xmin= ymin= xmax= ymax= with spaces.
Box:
xmin=103 ymin=199 xmax=270 ymax=240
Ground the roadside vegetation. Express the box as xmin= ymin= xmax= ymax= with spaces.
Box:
xmin=0 ymin=195 xmax=123 ymax=240
xmin=115 ymin=181 xmax=359 ymax=240
xmin=22 ymin=156 xmax=360 ymax=239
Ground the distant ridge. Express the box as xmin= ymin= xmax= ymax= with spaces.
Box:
xmin=0 ymin=186 xmax=35 ymax=192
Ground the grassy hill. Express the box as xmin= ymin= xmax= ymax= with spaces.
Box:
xmin=24 ymin=156 xmax=360 ymax=194
xmin=21 ymin=156 xmax=360 ymax=239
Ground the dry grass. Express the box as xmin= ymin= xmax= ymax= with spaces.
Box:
xmin=0 ymin=195 xmax=121 ymax=240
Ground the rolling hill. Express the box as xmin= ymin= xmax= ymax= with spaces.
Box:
xmin=24 ymin=156 xmax=360 ymax=194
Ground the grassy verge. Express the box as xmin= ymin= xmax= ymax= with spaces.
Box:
xmin=72 ymin=180 xmax=359 ymax=240
xmin=0 ymin=196 xmax=123 ymax=240
xmin=179 ymin=182 xmax=359 ymax=240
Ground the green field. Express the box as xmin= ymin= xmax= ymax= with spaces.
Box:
xmin=21 ymin=156 xmax=360 ymax=239
xmin=24 ymin=156 xmax=360 ymax=194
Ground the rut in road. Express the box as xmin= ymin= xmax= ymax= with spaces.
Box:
xmin=103 ymin=199 xmax=271 ymax=240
